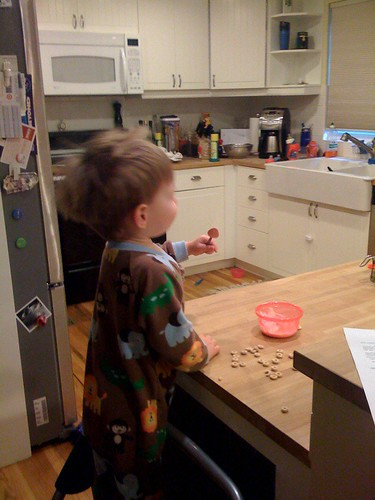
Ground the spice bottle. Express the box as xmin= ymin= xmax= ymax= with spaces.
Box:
xmin=154 ymin=132 xmax=163 ymax=147
xmin=210 ymin=133 xmax=219 ymax=162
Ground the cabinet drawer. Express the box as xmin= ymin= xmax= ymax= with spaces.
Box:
xmin=174 ymin=167 xmax=224 ymax=191
xmin=237 ymin=206 xmax=268 ymax=233
xmin=237 ymin=166 xmax=266 ymax=190
xmin=236 ymin=227 xmax=268 ymax=269
xmin=237 ymin=186 xmax=268 ymax=211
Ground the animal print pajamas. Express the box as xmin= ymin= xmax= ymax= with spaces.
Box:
xmin=82 ymin=240 xmax=208 ymax=498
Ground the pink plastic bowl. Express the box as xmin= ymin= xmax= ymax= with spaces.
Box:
xmin=255 ymin=301 xmax=303 ymax=338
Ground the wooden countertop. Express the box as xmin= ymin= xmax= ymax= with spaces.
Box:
xmin=172 ymin=156 xmax=265 ymax=170
xmin=52 ymin=156 xmax=265 ymax=177
xmin=183 ymin=262 xmax=375 ymax=465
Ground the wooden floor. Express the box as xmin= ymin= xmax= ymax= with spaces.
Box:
xmin=0 ymin=268 xmax=261 ymax=500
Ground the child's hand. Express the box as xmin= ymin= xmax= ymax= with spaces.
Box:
xmin=186 ymin=235 xmax=218 ymax=256
xmin=200 ymin=334 xmax=220 ymax=361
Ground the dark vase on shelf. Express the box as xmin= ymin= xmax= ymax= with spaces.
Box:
xmin=279 ymin=21 xmax=290 ymax=50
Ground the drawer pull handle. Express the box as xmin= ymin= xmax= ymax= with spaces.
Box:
xmin=248 ymin=216 xmax=256 ymax=222
xmin=308 ymin=202 xmax=313 ymax=217
xmin=248 ymin=195 xmax=257 ymax=201
xmin=248 ymin=244 xmax=256 ymax=250
xmin=248 ymin=175 xmax=257 ymax=180
xmin=314 ymin=203 xmax=318 ymax=218
xmin=191 ymin=175 xmax=202 ymax=181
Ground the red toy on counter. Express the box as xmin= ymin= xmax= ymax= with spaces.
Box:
xmin=287 ymin=143 xmax=300 ymax=160
xmin=306 ymin=141 xmax=319 ymax=157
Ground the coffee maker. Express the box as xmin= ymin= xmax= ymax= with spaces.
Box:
xmin=258 ymin=108 xmax=291 ymax=159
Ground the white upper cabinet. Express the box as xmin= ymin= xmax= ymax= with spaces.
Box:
xmin=174 ymin=0 xmax=209 ymax=90
xmin=138 ymin=0 xmax=209 ymax=90
xmin=210 ymin=0 xmax=266 ymax=89
xmin=35 ymin=0 xmax=138 ymax=33
xmin=138 ymin=0 xmax=176 ymax=90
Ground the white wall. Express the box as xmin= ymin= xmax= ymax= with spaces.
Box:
xmin=45 ymin=89 xmax=327 ymax=151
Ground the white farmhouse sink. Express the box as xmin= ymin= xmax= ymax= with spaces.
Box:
xmin=265 ymin=158 xmax=373 ymax=211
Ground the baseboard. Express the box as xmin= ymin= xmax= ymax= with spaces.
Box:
xmin=184 ymin=259 xmax=235 ymax=276
xmin=184 ymin=258 xmax=283 ymax=281
xmin=234 ymin=260 xmax=283 ymax=281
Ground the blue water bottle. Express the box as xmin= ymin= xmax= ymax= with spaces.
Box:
xmin=279 ymin=22 xmax=290 ymax=50
xmin=300 ymin=123 xmax=311 ymax=153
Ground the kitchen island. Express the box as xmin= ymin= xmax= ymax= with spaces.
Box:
xmin=176 ymin=261 xmax=375 ymax=499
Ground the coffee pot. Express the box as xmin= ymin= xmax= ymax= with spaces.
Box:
xmin=258 ymin=108 xmax=291 ymax=160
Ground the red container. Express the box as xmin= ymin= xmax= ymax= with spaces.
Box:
xmin=255 ymin=301 xmax=303 ymax=338
xmin=231 ymin=267 xmax=245 ymax=278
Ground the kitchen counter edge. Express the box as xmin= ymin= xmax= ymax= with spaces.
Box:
xmin=172 ymin=157 xmax=265 ymax=170
xmin=293 ymin=336 xmax=370 ymax=414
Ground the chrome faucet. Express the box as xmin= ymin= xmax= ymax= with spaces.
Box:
xmin=340 ymin=132 xmax=375 ymax=159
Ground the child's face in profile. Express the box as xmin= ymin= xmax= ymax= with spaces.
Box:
xmin=146 ymin=180 xmax=178 ymax=238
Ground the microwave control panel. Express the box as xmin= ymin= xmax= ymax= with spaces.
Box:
xmin=125 ymin=37 xmax=143 ymax=94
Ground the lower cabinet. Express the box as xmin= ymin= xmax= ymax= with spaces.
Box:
xmin=236 ymin=167 xmax=269 ymax=270
xmin=167 ymin=167 xmax=370 ymax=277
xmin=268 ymin=195 xmax=370 ymax=276
xmin=167 ymin=168 xmax=225 ymax=268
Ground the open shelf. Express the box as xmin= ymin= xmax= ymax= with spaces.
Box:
xmin=267 ymin=0 xmax=324 ymax=89
xmin=271 ymin=13 xmax=322 ymax=20
xmin=271 ymin=49 xmax=321 ymax=54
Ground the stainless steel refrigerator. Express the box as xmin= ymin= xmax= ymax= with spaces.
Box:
xmin=0 ymin=0 xmax=76 ymax=466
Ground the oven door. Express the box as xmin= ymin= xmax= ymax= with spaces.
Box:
xmin=40 ymin=44 xmax=126 ymax=95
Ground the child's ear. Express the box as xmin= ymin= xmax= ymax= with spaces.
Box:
xmin=133 ymin=203 xmax=148 ymax=229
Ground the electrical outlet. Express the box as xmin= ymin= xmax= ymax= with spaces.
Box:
xmin=0 ymin=0 xmax=12 ymax=7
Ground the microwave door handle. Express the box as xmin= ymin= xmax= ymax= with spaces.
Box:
xmin=120 ymin=48 xmax=127 ymax=93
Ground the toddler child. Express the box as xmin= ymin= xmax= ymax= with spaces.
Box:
xmin=56 ymin=128 xmax=220 ymax=499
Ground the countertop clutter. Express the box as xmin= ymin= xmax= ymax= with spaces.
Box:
xmin=183 ymin=261 xmax=374 ymax=460
xmin=177 ymin=260 xmax=375 ymax=498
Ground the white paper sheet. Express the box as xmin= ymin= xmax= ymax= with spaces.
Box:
xmin=343 ymin=328 xmax=375 ymax=425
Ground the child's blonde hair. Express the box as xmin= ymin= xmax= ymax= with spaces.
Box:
xmin=56 ymin=128 xmax=173 ymax=239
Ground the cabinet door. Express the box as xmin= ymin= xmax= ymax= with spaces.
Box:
xmin=167 ymin=187 xmax=225 ymax=267
xmin=268 ymin=195 xmax=311 ymax=276
xmin=210 ymin=0 xmax=266 ymax=89
xmin=174 ymin=0 xmax=209 ymax=89
xmin=312 ymin=204 xmax=370 ymax=271
xmin=35 ymin=0 xmax=78 ymax=30
xmin=138 ymin=0 xmax=176 ymax=90
xmin=78 ymin=0 xmax=138 ymax=32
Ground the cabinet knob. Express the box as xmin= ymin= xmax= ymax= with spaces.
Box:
xmin=172 ymin=74 xmax=176 ymax=88
xmin=248 ymin=195 xmax=257 ymax=201
xmin=248 ymin=216 xmax=256 ymax=222
xmin=191 ymin=175 xmax=202 ymax=181
xmin=79 ymin=14 xmax=85 ymax=29
xmin=247 ymin=244 xmax=256 ymax=250
xmin=305 ymin=235 xmax=313 ymax=242
xmin=72 ymin=14 xmax=77 ymax=29
xmin=178 ymin=74 xmax=182 ymax=88
xmin=248 ymin=175 xmax=257 ymax=180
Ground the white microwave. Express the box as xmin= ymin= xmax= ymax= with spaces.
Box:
xmin=38 ymin=31 xmax=143 ymax=96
